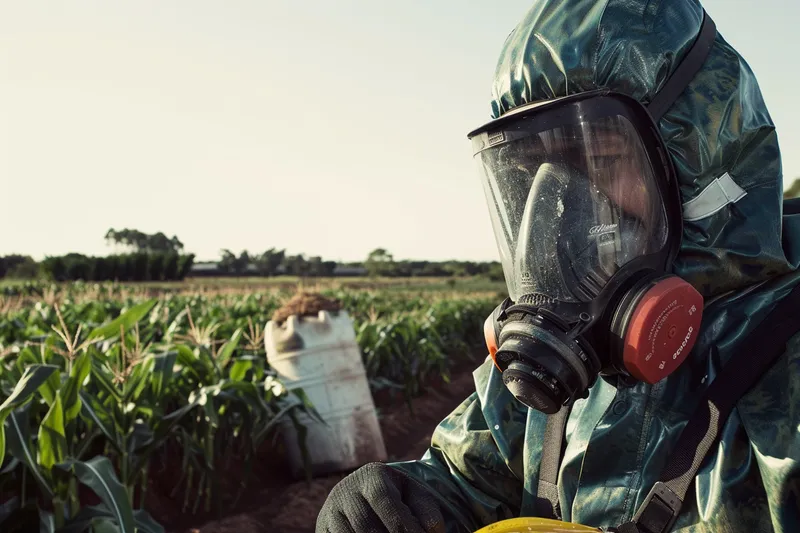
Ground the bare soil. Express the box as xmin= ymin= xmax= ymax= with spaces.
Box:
xmin=163 ymin=365 xmax=480 ymax=533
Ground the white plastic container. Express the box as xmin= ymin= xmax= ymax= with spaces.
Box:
xmin=265 ymin=310 xmax=387 ymax=478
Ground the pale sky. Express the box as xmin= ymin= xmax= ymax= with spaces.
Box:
xmin=1 ymin=0 xmax=798 ymax=262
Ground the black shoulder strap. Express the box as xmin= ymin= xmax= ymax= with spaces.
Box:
xmin=785 ymin=197 xmax=800 ymax=215
xmin=535 ymin=405 xmax=570 ymax=520
xmin=618 ymin=282 xmax=800 ymax=533
xmin=646 ymin=11 xmax=717 ymax=123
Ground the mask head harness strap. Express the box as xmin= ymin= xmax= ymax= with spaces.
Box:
xmin=646 ymin=10 xmax=717 ymax=123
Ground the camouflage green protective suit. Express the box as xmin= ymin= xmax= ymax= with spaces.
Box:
xmin=390 ymin=1 xmax=800 ymax=531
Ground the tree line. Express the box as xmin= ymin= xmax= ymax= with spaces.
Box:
xmin=41 ymin=252 xmax=196 ymax=282
xmin=0 ymin=253 xmax=196 ymax=282
xmin=6 ymin=177 xmax=800 ymax=284
xmin=104 ymin=228 xmax=184 ymax=253
xmin=199 ymin=247 xmax=505 ymax=280
xmin=194 ymin=177 xmax=800 ymax=281
xmin=1 ymin=229 xmax=195 ymax=282
xmin=0 ymin=248 xmax=503 ymax=282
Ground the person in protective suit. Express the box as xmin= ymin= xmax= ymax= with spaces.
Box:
xmin=316 ymin=0 xmax=800 ymax=531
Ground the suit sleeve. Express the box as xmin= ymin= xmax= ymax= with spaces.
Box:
xmin=736 ymin=332 xmax=800 ymax=532
xmin=388 ymin=358 xmax=531 ymax=532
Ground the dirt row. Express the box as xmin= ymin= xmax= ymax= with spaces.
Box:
xmin=169 ymin=365 xmax=480 ymax=533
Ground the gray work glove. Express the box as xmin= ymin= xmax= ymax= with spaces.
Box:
xmin=315 ymin=462 xmax=446 ymax=533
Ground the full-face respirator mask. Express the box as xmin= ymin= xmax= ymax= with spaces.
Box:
xmin=469 ymin=92 xmax=705 ymax=414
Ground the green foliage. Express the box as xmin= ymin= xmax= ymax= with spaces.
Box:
xmin=0 ymin=283 xmax=496 ymax=530
xmin=105 ymin=229 xmax=183 ymax=254
xmin=177 ymin=254 xmax=196 ymax=279
xmin=217 ymin=250 xmax=250 ymax=275
xmin=254 ymin=248 xmax=286 ymax=277
xmin=0 ymin=256 xmax=40 ymax=280
xmin=486 ymin=262 xmax=505 ymax=282
xmin=0 ymin=299 xmax=317 ymax=530
xmin=0 ymin=308 xmax=166 ymax=532
xmin=361 ymin=249 xmax=501 ymax=279
xmin=1 ymin=238 xmax=501 ymax=283
xmin=282 ymin=254 xmax=310 ymax=277
xmin=39 ymin=254 xmax=195 ymax=282
xmin=365 ymin=248 xmax=395 ymax=278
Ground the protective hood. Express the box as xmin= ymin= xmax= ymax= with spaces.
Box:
xmin=488 ymin=0 xmax=800 ymax=299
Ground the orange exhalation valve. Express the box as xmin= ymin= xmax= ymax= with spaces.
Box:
xmin=484 ymin=314 xmax=501 ymax=371
xmin=622 ymin=277 xmax=705 ymax=384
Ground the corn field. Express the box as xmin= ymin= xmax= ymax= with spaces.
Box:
xmin=0 ymin=282 xmax=497 ymax=532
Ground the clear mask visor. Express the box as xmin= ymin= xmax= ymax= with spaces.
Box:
xmin=472 ymin=114 xmax=668 ymax=302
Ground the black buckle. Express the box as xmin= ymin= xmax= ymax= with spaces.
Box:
xmin=631 ymin=482 xmax=682 ymax=533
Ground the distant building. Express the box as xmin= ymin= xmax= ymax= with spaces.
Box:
xmin=187 ymin=262 xmax=367 ymax=277
xmin=333 ymin=265 xmax=367 ymax=277
xmin=189 ymin=262 xmax=221 ymax=276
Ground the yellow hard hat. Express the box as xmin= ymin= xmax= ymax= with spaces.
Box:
xmin=474 ymin=517 xmax=602 ymax=533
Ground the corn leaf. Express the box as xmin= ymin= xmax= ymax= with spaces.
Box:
xmin=62 ymin=351 xmax=92 ymax=423
xmin=0 ymin=364 xmax=60 ymax=417
xmin=87 ymin=299 xmax=157 ymax=341
xmin=252 ymin=399 xmax=305 ymax=446
xmin=0 ymin=496 xmax=19 ymax=526
xmin=39 ymin=510 xmax=55 ymax=533
xmin=0 ymin=364 xmax=59 ymax=467
xmin=38 ymin=370 xmax=61 ymax=408
xmin=131 ymin=402 xmax=196 ymax=473
xmin=122 ymin=358 xmax=154 ymax=404
xmin=5 ymin=408 xmax=54 ymax=499
xmin=149 ymin=351 xmax=177 ymax=399
xmin=91 ymin=520 xmax=118 ymax=533
xmin=127 ymin=422 xmax=154 ymax=457
xmin=13 ymin=346 xmax=40 ymax=375
xmin=88 ymin=360 xmax=123 ymax=404
xmin=38 ymin=394 xmax=67 ymax=471
xmin=132 ymin=509 xmax=166 ymax=533
xmin=174 ymin=345 xmax=206 ymax=382
xmin=59 ymin=505 xmax=164 ymax=533
xmin=217 ymin=328 xmax=242 ymax=368
xmin=79 ymin=392 xmax=121 ymax=454
xmin=289 ymin=387 xmax=326 ymax=425
xmin=57 ymin=456 xmax=135 ymax=533
xmin=228 ymin=359 xmax=253 ymax=382
xmin=0 ymin=455 xmax=19 ymax=475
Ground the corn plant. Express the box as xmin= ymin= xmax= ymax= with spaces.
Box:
xmin=0 ymin=307 xmax=165 ymax=532
xmin=1 ymin=281 xmax=498 ymax=530
xmin=0 ymin=297 xmax=321 ymax=531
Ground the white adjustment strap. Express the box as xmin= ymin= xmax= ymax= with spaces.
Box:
xmin=682 ymin=172 xmax=747 ymax=222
